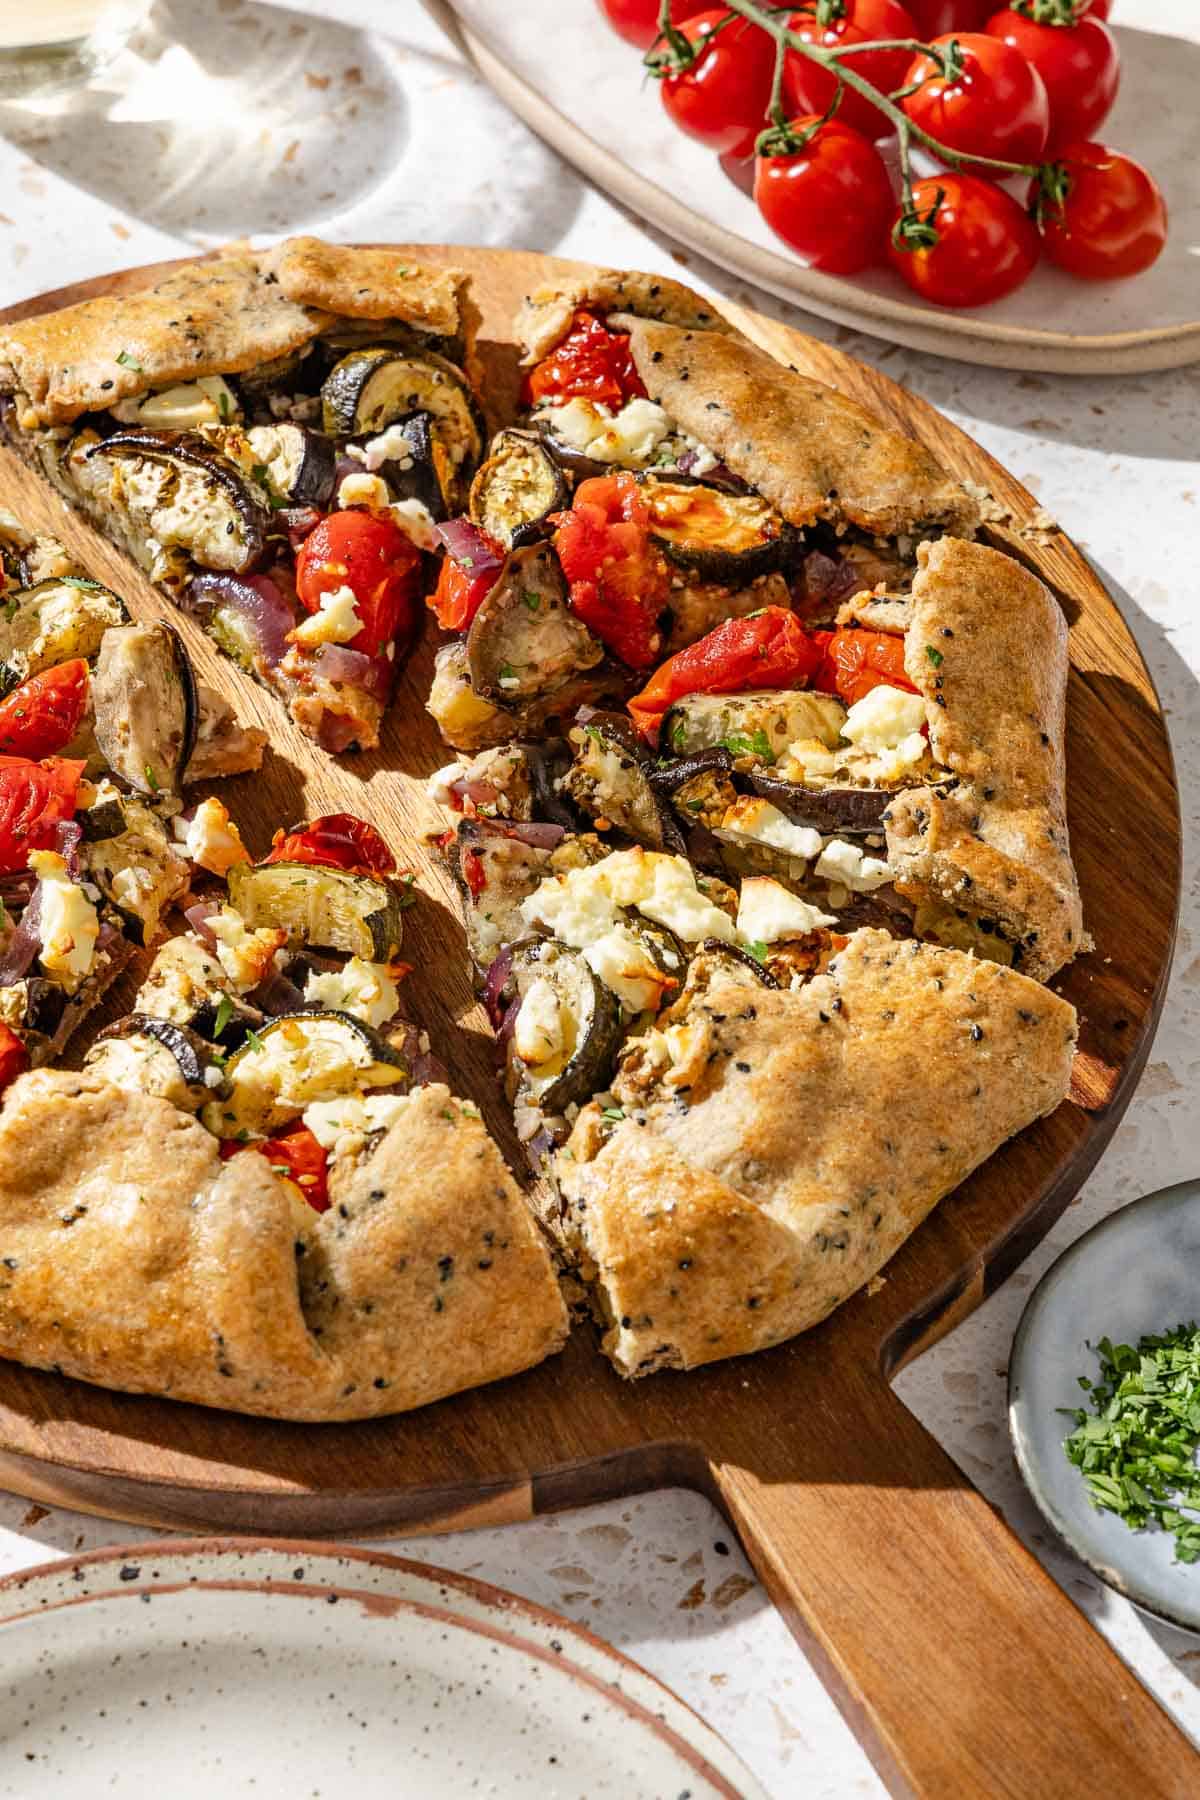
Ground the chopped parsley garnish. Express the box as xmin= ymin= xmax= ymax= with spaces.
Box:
xmin=143 ymin=763 xmax=160 ymax=793
xmin=396 ymin=870 xmax=418 ymax=910
xmin=1062 ymin=1323 xmax=1200 ymax=1563
xmin=115 ymin=350 xmax=142 ymax=371
xmin=249 ymin=462 xmax=288 ymax=510
xmin=745 ymin=940 xmax=769 ymax=964
xmin=721 ymin=728 xmax=775 ymax=764
xmin=59 ymin=576 xmax=105 ymax=591
xmin=601 ymin=1105 xmax=625 ymax=1122
xmin=217 ymin=387 xmax=232 ymax=421
xmin=243 ymin=1028 xmax=265 ymax=1055
xmin=2 ymin=599 xmax=16 ymax=623
xmin=671 ymin=718 xmax=688 ymax=751
xmin=211 ymin=994 xmax=233 ymax=1040
xmin=520 ymin=589 xmax=541 ymax=613
xmin=925 ymin=644 xmax=944 ymax=668
xmin=497 ymin=662 xmax=517 ymax=682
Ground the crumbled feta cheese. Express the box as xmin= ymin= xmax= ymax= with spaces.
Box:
xmin=735 ymin=877 xmax=835 ymax=944
xmin=360 ymin=423 xmax=417 ymax=472
xmin=427 ymin=761 xmax=466 ymax=807
xmin=814 ymin=838 xmax=893 ymax=894
xmin=841 ymin=684 xmax=927 ymax=752
xmin=512 ymin=976 xmax=564 ymax=1067
xmin=28 ymin=851 xmax=99 ymax=992
xmin=872 ymin=730 xmax=929 ymax=783
xmin=173 ymin=797 xmax=251 ymax=877
xmin=337 ymin=471 xmax=390 ymax=511
xmin=786 ymin=738 xmax=839 ymax=779
xmin=303 ymin=957 xmax=401 ymax=1030
xmin=206 ymin=906 xmax=287 ymax=992
xmin=716 ymin=798 xmax=822 ymax=862
xmin=302 ymin=1092 xmax=408 ymax=1160
xmin=111 ymin=376 xmax=238 ymax=429
xmin=288 ymin=583 xmax=361 ymax=650
xmin=388 ymin=497 xmax=438 ymax=552
xmin=535 ymin=396 xmax=672 ymax=467
xmin=203 ymin=1064 xmax=224 ymax=1089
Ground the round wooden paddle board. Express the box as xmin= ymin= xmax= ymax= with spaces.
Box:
xmin=0 ymin=248 xmax=1186 ymax=1798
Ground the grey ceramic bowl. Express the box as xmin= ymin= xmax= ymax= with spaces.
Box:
xmin=1009 ymin=1179 xmax=1200 ymax=1634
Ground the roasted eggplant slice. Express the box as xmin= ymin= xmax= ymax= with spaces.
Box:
xmin=227 ymin=861 xmax=406 ymax=961
xmin=640 ymin=477 xmax=796 ymax=584
xmin=749 ymin=772 xmax=891 ymax=837
xmin=349 ymin=411 xmax=454 ymax=521
xmin=660 ymin=689 xmax=846 ymax=762
xmin=85 ymin=1014 xmax=222 ymax=1112
xmin=467 ymin=542 xmax=602 ymax=706
xmin=137 ymin=934 xmax=258 ymax=1039
xmin=502 ymin=937 xmax=624 ymax=1116
xmin=81 ymin=796 xmax=190 ymax=948
xmin=321 ymin=349 xmax=484 ymax=474
xmin=86 ymin=429 xmax=271 ymax=575
xmin=201 ymin=1008 xmax=409 ymax=1139
xmin=244 ymin=423 xmax=337 ymax=508
xmin=448 ymin=819 xmax=555 ymax=974
xmin=91 ymin=621 xmax=198 ymax=796
xmin=0 ymin=576 xmax=126 ymax=695
xmin=564 ymin=713 xmax=684 ymax=853
xmin=469 ymin=430 xmax=568 ymax=550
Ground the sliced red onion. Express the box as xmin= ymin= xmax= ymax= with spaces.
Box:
xmin=0 ymin=872 xmax=36 ymax=912
xmin=450 ymin=776 xmax=500 ymax=809
xmin=54 ymin=819 xmax=82 ymax=878
xmin=797 ymin=549 xmax=863 ymax=608
xmin=497 ymin=994 xmax=520 ymax=1048
xmin=316 ymin=712 xmax=362 ymax=755
xmin=279 ymin=505 xmax=323 ymax=550
xmin=671 ymin=450 xmax=747 ymax=492
xmin=433 ymin=517 xmax=502 ymax=577
xmin=187 ymin=571 xmax=296 ymax=668
xmin=0 ymin=887 xmax=41 ymax=986
xmin=389 ymin=1018 xmax=446 ymax=1089
xmin=506 ymin=821 xmax=565 ymax=850
xmin=311 ymin=643 xmax=393 ymax=704
xmin=482 ymin=945 xmax=515 ymax=1031
xmin=185 ymin=900 xmax=220 ymax=948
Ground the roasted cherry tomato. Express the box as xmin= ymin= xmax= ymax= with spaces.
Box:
xmin=755 ymin=118 xmax=895 ymax=273
xmin=264 ymin=812 xmax=396 ymax=878
xmin=889 ymin=173 xmax=1040 ymax=306
xmin=295 ymin=510 xmax=421 ymax=659
xmin=428 ymin=526 xmax=504 ymax=632
xmin=906 ymin=0 xmax=992 ymax=29
xmin=0 ymin=756 xmax=85 ymax=876
xmin=1032 ymin=141 xmax=1167 ymax=279
xmin=986 ymin=6 xmax=1118 ymax=152
xmin=901 ymin=33 xmax=1050 ymax=168
xmin=658 ymin=10 xmax=777 ymax=159
xmin=552 ymin=472 xmax=670 ymax=669
xmin=815 ymin=627 xmax=917 ymax=706
xmin=0 ymin=1022 xmax=28 ymax=1096
xmin=782 ymin=0 xmax=920 ymax=142
xmin=595 ymin=0 xmax=710 ymax=48
xmin=0 ymin=660 xmax=89 ymax=759
xmin=628 ymin=607 xmax=824 ymax=740
xmin=524 ymin=310 xmax=648 ymax=411
xmin=222 ymin=1124 xmax=331 ymax=1212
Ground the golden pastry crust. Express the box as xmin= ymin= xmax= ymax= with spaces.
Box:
xmin=884 ymin=536 xmax=1085 ymax=982
xmin=556 ymin=931 xmax=1076 ymax=1377
xmin=0 ymin=238 xmax=476 ymax=428
xmin=0 ymin=1072 xmax=568 ymax=1420
xmin=612 ymin=314 xmax=980 ymax=539
xmin=515 ymin=267 xmax=735 ymax=365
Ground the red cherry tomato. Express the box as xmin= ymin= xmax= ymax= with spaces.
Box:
xmin=263 ymin=813 xmax=396 ymax=878
xmin=906 ymin=0 xmax=991 ymax=31
xmin=755 ymin=118 xmax=895 ymax=274
xmin=523 ymin=310 xmax=647 ymax=411
xmin=659 ymin=10 xmax=776 ymax=159
xmin=0 ymin=756 xmax=84 ymax=875
xmin=428 ymin=526 xmax=503 ymax=632
xmin=295 ymin=510 xmax=421 ymax=660
xmin=552 ymin=473 xmax=670 ymax=669
xmin=815 ymin=627 xmax=917 ymax=707
xmin=1084 ymin=0 xmax=1110 ymax=16
xmin=901 ymin=33 xmax=1050 ymax=168
xmin=1031 ymin=141 xmax=1167 ymax=279
xmin=0 ymin=660 xmax=89 ymax=759
xmin=222 ymin=1124 xmax=331 ymax=1212
xmin=986 ymin=8 xmax=1118 ymax=152
xmin=889 ymin=173 xmax=1040 ymax=306
xmin=629 ymin=607 xmax=824 ymax=741
xmin=782 ymin=1 xmax=920 ymax=142
xmin=595 ymin=0 xmax=710 ymax=48
xmin=0 ymin=1022 xmax=28 ymax=1096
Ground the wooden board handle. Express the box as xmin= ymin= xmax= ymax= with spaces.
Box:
xmin=706 ymin=1371 xmax=1196 ymax=1798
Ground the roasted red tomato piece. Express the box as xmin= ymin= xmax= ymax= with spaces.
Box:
xmin=295 ymin=510 xmax=422 ymax=659
xmin=428 ymin=523 xmax=504 ymax=632
xmin=552 ymin=472 xmax=670 ymax=669
xmin=221 ymin=1124 xmax=331 ymax=1212
xmin=0 ymin=661 xmax=89 ymax=760
xmin=0 ymin=756 xmax=85 ymax=875
xmin=263 ymin=812 xmax=396 ymax=879
xmin=816 ymin=628 xmax=917 ymax=707
xmin=0 ymin=1022 xmax=29 ymax=1096
xmin=523 ymin=310 xmax=648 ymax=411
xmin=628 ymin=606 xmax=824 ymax=740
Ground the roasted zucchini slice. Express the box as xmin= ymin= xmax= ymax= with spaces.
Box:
xmin=244 ymin=423 xmax=337 ymax=508
xmin=640 ymin=477 xmax=796 ymax=584
xmin=564 ymin=713 xmax=683 ymax=853
xmin=320 ymin=348 xmax=484 ymax=473
xmin=137 ymin=934 xmax=256 ymax=1038
xmin=85 ymin=1014 xmax=222 ymax=1112
xmin=227 ymin=861 xmax=406 ymax=961
xmin=448 ymin=819 xmax=555 ymax=975
xmin=0 ymin=576 xmax=126 ymax=695
xmin=87 ymin=429 xmax=271 ymax=575
xmin=502 ymin=937 xmax=624 ymax=1115
xmin=201 ymin=1008 xmax=408 ymax=1139
xmin=91 ymin=620 xmax=198 ymax=796
xmin=469 ymin=430 xmax=568 ymax=550
xmin=660 ymin=688 xmax=847 ymax=762
xmin=81 ymin=796 xmax=190 ymax=948
xmin=466 ymin=541 xmax=602 ymax=706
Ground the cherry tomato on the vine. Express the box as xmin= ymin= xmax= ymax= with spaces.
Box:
xmin=1031 ymin=140 xmax=1166 ymax=279
xmin=755 ymin=118 xmax=895 ymax=273
xmin=781 ymin=0 xmax=920 ymax=143
xmin=888 ymin=172 xmax=1040 ymax=306
xmin=906 ymin=0 xmax=991 ymax=31
xmin=658 ymin=10 xmax=776 ymax=158
xmin=901 ymin=33 xmax=1050 ymax=169
xmin=595 ymin=0 xmax=709 ymax=49
xmin=986 ymin=7 xmax=1119 ymax=153
xmin=1084 ymin=0 xmax=1110 ymax=16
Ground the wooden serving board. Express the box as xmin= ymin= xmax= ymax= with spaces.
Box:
xmin=0 ymin=248 xmax=1188 ymax=1797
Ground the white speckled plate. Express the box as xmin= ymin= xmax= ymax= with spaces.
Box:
xmin=1009 ymin=1180 xmax=1200 ymax=1635
xmin=0 ymin=1540 xmax=766 ymax=1797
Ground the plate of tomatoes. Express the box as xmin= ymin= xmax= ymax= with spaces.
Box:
xmin=438 ymin=0 xmax=1199 ymax=372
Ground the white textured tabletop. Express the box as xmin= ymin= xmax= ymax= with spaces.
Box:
xmin=0 ymin=2 xmax=1196 ymax=1793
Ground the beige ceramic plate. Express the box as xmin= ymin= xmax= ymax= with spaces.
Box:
xmin=0 ymin=1539 xmax=767 ymax=1797
xmin=433 ymin=0 xmax=1200 ymax=374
